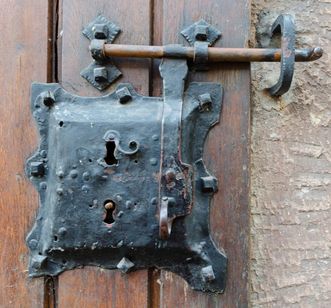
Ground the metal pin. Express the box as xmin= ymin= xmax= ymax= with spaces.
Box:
xmin=104 ymin=201 xmax=115 ymax=210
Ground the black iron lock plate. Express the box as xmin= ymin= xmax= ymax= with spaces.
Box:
xmin=26 ymin=59 xmax=227 ymax=293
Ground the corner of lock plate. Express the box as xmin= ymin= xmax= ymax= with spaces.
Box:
xmin=179 ymin=80 xmax=227 ymax=293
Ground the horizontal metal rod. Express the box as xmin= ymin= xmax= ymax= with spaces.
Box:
xmin=102 ymin=44 xmax=323 ymax=62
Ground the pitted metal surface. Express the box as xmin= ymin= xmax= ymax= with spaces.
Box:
xmin=26 ymin=59 xmax=227 ymax=293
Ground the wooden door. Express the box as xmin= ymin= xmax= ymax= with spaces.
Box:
xmin=0 ymin=0 xmax=250 ymax=307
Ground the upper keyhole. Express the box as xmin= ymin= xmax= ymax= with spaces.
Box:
xmin=104 ymin=140 xmax=118 ymax=166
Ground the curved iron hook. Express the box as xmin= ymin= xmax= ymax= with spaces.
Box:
xmin=268 ymin=14 xmax=295 ymax=96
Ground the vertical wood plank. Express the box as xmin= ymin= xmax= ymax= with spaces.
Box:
xmin=57 ymin=1 xmax=151 ymax=307
xmin=59 ymin=0 xmax=151 ymax=97
xmin=0 ymin=0 xmax=50 ymax=306
xmin=156 ymin=1 xmax=251 ymax=307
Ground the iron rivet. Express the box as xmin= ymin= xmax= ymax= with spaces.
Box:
xmin=70 ymin=170 xmax=78 ymax=179
xmin=198 ymin=93 xmax=212 ymax=111
xmin=107 ymin=133 xmax=116 ymax=140
xmin=201 ymin=176 xmax=218 ymax=193
xmin=195 ymin=25 xmax=208 ymax=41
xmin=39 ymin=182 xmax=47 ymax=190
xmin=165 ymin=168 xmax=176 ymax=183
xmin=125 ymin=200 xmax=133 ymax=209
xmin=151 ymin=197 xmax=157 ymax=205
xmin=201 ymin=265 xmax=216 ymax=282
xmin=58 ymin=227 xmax=67 ymax=237
xmin=93 ymin=67 xmax=108 ymax=83
xmin=116 ymin=87 xmax=132 ymax=104
xmin=40 ymin=150 xmax=47 ymax=158
xmin=129 ymin=140 xmax=137 ymax=149
xmin=150 ymin=158 xmax=157 ymax=166
xmin=56 ymin=188 xmax=64 ymax=195
xmin=152 ymin=135 xmax=159 ymax=141
xmin=92 ymin=23 xmax=109 ymax=39
xmin=116 ymin=195 xmax=123 ymax=202
xmin=42 ymin=91 xmax=55 ymax=107
xmin=57 ymin=170 xmax=64 ymax=179
xmin=104 ymin=201 xmax=115 ymax=210
xmin=28 ymin=239 xmax=38 ymax=250
xmin=81 ymin=185 xmax=89 ymax=192
xmin=31 ymin=255 xmax=47 ymax=270
xmin=30 ymin=162 xmax=45 ymax=177
xmin=117 ymin=211 xmax=124 ymax=218
xmin=82 ymin=171 xmax=90 ymax=181
xmin=116 ymin=257 xmax=134 ymax=273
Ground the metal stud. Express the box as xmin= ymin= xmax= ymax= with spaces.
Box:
xmin=93 ymin=67 xmax=108 ymax=82
xmin=198 ymin=93 xmax=213 ymax=111
xmin=92 ymin=23 xmax=109 ymax=39
xmin=116 ymin=257 xmax=134 ymax=273
xmin=116 ymin=87 xmax=132 ymax=103
xmin=200 ymin=176 xmax=218 ymax=193
xmin=181 ymin=19 xmax=221 ymax=46
xmin=82 ymin=15 xmax=120 ymax=44
xmin=195 ymin=25 xmax=208 ymax=41
xmin=31 ymin=255 xmax=47 ymax=270
xmin=30 ymin=162 xmax=45 ymax=177
xmin=201 ymin=265 xmax=216 ymax=282
xmin=42 ymin=91 xmax=55 ymax=107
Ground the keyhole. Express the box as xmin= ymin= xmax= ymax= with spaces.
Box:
xmin=104 ymin=141 xmax=118 ymax=165
xmin=104 ymin=200 xmax=115 ymax=224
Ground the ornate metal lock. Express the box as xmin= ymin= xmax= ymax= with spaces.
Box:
xmin=26 ymin=60 xmax=226 ymax=293
xmin=26 ymin=16 xmax=322 ymax=293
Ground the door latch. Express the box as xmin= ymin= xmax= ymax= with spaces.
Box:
xmin=26 ymin=15 xmax=322 ymax=293
xmin=81 ymin=14 xmax=322 ymax=96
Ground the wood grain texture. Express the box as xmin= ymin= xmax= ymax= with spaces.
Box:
xmin=59 ymin=0 xmax=151 ymax=97
xmin=58 ymin=268 xmax=148 ymax=308
xmin=57 ymin=1 xmax=151 ymax=307
xmin=0 ymin=0 xmax=49 ymax=306
xmin=156 ymin=1 xmax=251 ymax=307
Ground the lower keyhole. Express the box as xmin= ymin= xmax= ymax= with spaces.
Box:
xmin=104 ymin=200 xmax=116 ymax=224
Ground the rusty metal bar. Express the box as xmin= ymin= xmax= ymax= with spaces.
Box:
xmin=102 ymin=44 xmax=323 ymax=62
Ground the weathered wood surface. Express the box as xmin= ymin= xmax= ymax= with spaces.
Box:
xmin=0 ymin=0 xmax=49 ymax=306
xmin=251 ymin=2 xmax=331 ymax=306
xmin=155 ymin=1 xmax=251 ymax=307
xmin=57 ymin=1 xmax=151 ymax=307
